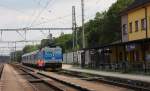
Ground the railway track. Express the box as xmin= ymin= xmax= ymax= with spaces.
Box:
xmin=58 ymin=70 xmax=150 ymax=91
xmin=15 ymin=64 xmax=150 ymax=91
xmin=21 ymin=66 xmax=149 ymax=91
xmin=15 ymin=64 xmax=139 ymax=91
xmin=0 ymin=64 xmax=4 ymax=79
xmin=13 ymin=64 xmax=93 ymax=91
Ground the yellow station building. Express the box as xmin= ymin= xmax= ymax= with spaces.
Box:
xmin=82 ymin=0 xmax=150 ymax=71
xmin=111 ymin=0 xmax=150 ymax=68
xmin=122 ymin=0 xmax=150 ymax=42
xmin=102 ymin=0 xmax=150 ymax=69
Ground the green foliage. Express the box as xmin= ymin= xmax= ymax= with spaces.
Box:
xmin=23 ymin=45 xmax=39 ymax=54
xmin=54 ymin=34 xmax=73 ymax=52
xmin=10 ymin=51 xmax=23 ymax=62
xmin=22 ymin=39 xmax=54 ymax=54
xmin=40 ymin=39 xmax=51 ymax=48
xmin=101 ymin=0 xmax=134 ymax=44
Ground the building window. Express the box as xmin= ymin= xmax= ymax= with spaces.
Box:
xmin=129 ymin=22 xmax=132 ymax=33
xmin=135 ymin=20 xmax=139 ymax=32
xmin=141 ymin=18 xmax=146 ymax=30
xmin=122 ymin=24 xmax=127 ymax=35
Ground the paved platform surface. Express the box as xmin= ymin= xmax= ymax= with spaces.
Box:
xmin=0 ymin=64 xmax=34 ymax=91
xmin=62 ymin=64 xmax=150 ymax=83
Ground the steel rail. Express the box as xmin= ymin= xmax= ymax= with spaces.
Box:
xmin=0 ymin=64 xmax=4 ymax=79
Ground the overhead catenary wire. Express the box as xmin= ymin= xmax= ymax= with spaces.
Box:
xmin=22 ymin=0 xmax=49 ymax=40
xmin=31 ymin=14 xmax=71 ymax=27
xmin=29 ymin=0 xmax=56 ymax=25
xmin=24 ymin=0 xmax=43 ymax=27
xmin=0 ymin=0 xmax=110 ymax=29
xmin=29 ymin=0 xmax=53 ymax=27
xmin=30 ymin=0 xmax=106 ymax=28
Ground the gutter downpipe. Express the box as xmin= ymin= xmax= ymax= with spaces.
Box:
xmin=144 ymin=7 xmax=148 ymax=72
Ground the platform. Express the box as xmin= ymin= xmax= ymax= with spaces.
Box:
xmin=0 ymin=64 xmax=34 ymax=91
xmin=62 ymin=64 xmax=150 ymax=83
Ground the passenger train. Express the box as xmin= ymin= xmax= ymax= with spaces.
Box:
xmin=22 ymin=46 xmax=62 ymax=70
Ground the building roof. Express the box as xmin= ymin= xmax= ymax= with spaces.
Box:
xmin=121 ymin=0 xmax=150 ymax=15
xmin=81 ymin=38 xmax=150 ymax=51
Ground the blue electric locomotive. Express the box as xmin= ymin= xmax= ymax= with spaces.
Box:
xmin=22 ymin=46 xmax=62 ymax=69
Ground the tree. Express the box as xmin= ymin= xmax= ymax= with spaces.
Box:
xmin=101 ymin=0 xmax=134 ymax=44
xmin=40 ymin=39 xmax=56 ymax=48
xmin=23 ymin=45 xmax=39 ymax=54
xmin=54 ymin=34 xmax=73 ymax=52
xmin=10 ymin=51 xmax=23 ymax=62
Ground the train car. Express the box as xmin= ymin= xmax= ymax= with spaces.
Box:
xmin=22 ymin=46 xmax=62 ymax=70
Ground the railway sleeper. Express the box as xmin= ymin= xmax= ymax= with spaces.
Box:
xmin=81 ymin=77 xmax=103 ymax=81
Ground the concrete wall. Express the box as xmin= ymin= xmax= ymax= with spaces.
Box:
xmin=63 ymin=51 xmax=83 ymax=64
xmin=63 ymin=52 xmax=73 ymax=64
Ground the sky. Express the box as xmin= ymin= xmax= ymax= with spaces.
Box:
xmin=0 ymin=0 xmax=117 ymax=55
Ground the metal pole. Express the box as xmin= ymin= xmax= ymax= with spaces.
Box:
xmin=25 ymin=30 xmax=27 ymax=40
xmin=49 ymin=30 xmax=51 ymax=37
xmin=74 ymin=6 xmax=78 ymax=64
xmin=144 ymin=7 xmax=148 ymax=72
xmin=72 ymin=6 xmax=75 ymax=49
xmin=74 ymin=7 xmax=78 ymax=48
xmin=14 ymin=42 xmax=16 ymax=61
xmin=81 ymin=0 xmax=85 ymax=48
xmin=0 ymin=31 xmax=2 ymax=41
xmin=72 ymin=6 xmax=75 ymax=64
